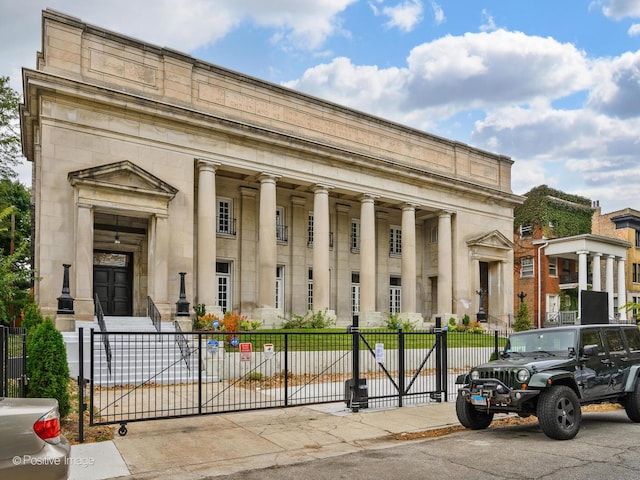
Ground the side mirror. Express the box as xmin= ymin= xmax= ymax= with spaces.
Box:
xmin=581 ymin=344 xmax=599 ymax=357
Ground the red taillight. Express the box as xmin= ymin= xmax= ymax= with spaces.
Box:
xmin=33 ymin=408 xmax=61 ymax=444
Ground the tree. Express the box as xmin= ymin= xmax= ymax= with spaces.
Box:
xmin=0 ymin=205 xmax=31 ymax=325
xmin=0 ymin=76 xmax=21 ymax=179
xmin=514 ymin=300 xmax=532 ymax=332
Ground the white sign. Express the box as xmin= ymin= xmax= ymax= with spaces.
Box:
xmin=375 ymin=343 xmax=384 ymax=363
xmin=264 ymin=343 xmax=274 ymax=354
xmin=206 ymin=339 xmax=219 ymax=355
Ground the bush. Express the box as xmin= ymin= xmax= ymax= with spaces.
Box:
xmin=281 ymin=309 xmax=335 ymax=329
xmin=514 ymin=301 xmax=532 ymax=332
xmin=26 ymin=318 xmax=70 ymax=418
xmin=384 ymin=313 xmax=415 ymax=332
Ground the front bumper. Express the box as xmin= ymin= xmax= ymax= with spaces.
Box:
xmin=458 ymin=378 xmax=540 ymax=411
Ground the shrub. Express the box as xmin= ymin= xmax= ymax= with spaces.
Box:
xmin=384 ymin=313 xmax=415 ymax=332
xmin=281 ymin=309 xmax=335 ymax=329
xmin=462 ymin=314 xmax=470 ymax=327
xmin=26 ymin=318 xmax=70 ymax=418
xmin=514 ymin=301 xmax=532 ymax=332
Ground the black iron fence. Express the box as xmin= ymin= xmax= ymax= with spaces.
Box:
xmin=82 ymin=327 xmax=506 ymax=437
xmin=0 ymin=325 xmax=27 ymax=398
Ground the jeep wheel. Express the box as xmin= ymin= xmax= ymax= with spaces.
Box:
xmin=456 ymin=395 xmax=494 ymax=430
xmin=537 ymin=385 xmax=581 ymax=440
xmin=624 ymin=376 xmax=640 ymax=422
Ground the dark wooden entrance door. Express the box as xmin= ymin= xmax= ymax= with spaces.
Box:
xmin=93 ymin=252 xmax=132 ymax=316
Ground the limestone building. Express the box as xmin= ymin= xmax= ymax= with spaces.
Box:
xmin=21 ymin=10 xmax=522 ymax=329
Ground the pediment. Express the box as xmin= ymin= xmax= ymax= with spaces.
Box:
xmin=467 ymin=230 xmax=514 ymax=250
xmin=68 ymin=160 xmax=178 ymax=198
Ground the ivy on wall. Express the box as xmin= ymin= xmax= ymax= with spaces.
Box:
xmin=514 ymin=185 xmax=593 ymax=238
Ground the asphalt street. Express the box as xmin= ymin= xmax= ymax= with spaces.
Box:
xmin=216 ymin=409 xmax=640 ymax=480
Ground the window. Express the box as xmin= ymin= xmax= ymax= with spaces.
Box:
xmin=521 ymin=257 xmax=534 ymax=278
xmin=307 ymin=212 xmax=314 ymax=246
xmin=429 ymin=225 xmax=438 ymax=244
xmin=636 ymin=230 xmax=640 ymax=248
xmin=580 ymin=328 xmax=604 ymax=355
xmin=624 ymin=327 xmax=640 ymax=351
xmin=603 ymin=328 xmax=625 ymax=353
xmin=351 ymin=220 xmax=360 ymax=252
xmin=275 ymin=265 xmax=284 ymax=309
xmin=217 ymin=198 xmax=235 ymax=235
xmin=307 ymin=268 xmax=313 ymax=310
xmin=389 ymin=277 xmax=401 ymax=314
xmin=389 ymin=226 xmax=402 ymax=255
xmin=519 ymin=225 xmax=532 ymax=236
xmin=216 ymin=261 xmax=232 ymax=313
xmin=351 ymin=273 xmax=360 ymax=318
xmin=548 ymin=257 xmax=557 ymax=277
xmin=634 ymin=264 xmax=640 ymax=283
xmin=276 ymin=207 xmax=287 ymax=243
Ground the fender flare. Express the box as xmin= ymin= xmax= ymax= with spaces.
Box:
xmin=624 ymin=365 xmax=640 ymax=392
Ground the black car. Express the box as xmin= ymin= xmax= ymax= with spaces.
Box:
xmin=455 ymin=324 xmax=640 ymax=440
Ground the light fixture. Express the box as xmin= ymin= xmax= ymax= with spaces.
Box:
xmin=114 ymin=215 xmax=121 ymax=244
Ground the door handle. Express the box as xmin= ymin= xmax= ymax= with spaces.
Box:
xmin=600 ymin=359 xmax=613 ymax=366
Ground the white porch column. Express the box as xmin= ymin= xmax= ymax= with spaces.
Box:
xmin=360 ymin=194 xmax=377 ymax=320
xmin=577 ymin=250 xmax=589 ymax=319
xmin=618 ymin=258 xmax=627 ymax=321
xmin=437 ymin=212 xmax=453 ymax=319
xmin=312 ymin=184 xmax=332 ymax=314
xmin=151 ymin=213 xmax=171 ymax=319
xmin=606 ymin=255 xmax=615 ymax=320
xmin=257 ymin=173 xmax=278 ymax=308
xmin=196 ymin=159 xmax=220 ymax=314
xmin=591 ymin=252 xmax=602 ymax=291
xmin=401 ymin=204 xmax=420 ymax=323
xmin=73 ymin=203 xmax=94 ymax=321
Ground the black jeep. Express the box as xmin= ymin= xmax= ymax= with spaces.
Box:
xmin=455 ymin=324 xmax=640 ymax=440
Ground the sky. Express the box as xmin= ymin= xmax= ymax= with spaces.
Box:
xmin=1 ymin=0 xmax=640 ymax=213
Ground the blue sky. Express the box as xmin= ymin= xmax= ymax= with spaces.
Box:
xmin=2 ymin=0 xmax=640 ymax=212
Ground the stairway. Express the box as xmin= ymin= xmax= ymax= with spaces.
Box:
xmin=63 ymin=317 xmax=201 ymax=386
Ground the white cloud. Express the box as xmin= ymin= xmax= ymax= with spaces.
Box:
xmin=600 ymin=0 xmax=640 ymax=19
xmin=431 ymin=2 xmax=445 ymax=25
xmin=628 ymin=23 xmax=640 ymax=35
xmin=381 ymin=0 xmax=424 ymax=32
xmin=587 ymin=51 xmax=640 ymax=118
xmin=479 ymin=9 xmax=497 ymax=32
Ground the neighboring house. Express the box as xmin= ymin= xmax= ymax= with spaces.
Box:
xmin=592 ymin=205 xmax=640 ymax=322
xmin=20 ymin=10 xmax=522 ymax=331
xmin=514 ymin=186 xmax=630 ymax=328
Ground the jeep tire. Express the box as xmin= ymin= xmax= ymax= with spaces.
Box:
xmin=624 ymin=376 xmax=640 ymax=422
xmin=537 ymin=385 xmax=581 ymax=440
xmin=456 ymin=395 xmax=494 ymax=430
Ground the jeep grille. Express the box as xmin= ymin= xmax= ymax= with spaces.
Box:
xmin=477 ymin=370 xmax=517 ymax=387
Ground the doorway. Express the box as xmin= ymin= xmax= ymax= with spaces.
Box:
xmin=93 ymin=251 xmax=133 ymax=316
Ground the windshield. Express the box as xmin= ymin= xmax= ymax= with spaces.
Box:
xmin=506 ymin=330 xmax=576 ymax=355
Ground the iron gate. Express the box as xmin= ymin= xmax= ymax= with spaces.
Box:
xmin=82 ymin=327 xmax=450 ymax=436
xmin=0 ymin=326 xmax=27 ymax=398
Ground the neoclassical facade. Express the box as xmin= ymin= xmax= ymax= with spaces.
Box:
xmin=21 ymin=10 xmax=522 ymax=328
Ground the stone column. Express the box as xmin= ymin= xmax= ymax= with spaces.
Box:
xmin=591 ymin=252 xmax=602 ymax=291
xmin=360 ymin=194 xmax=378 ymax=324
xmin=74 ymin=203 xmax=94 ymax=321
xmin=400 ymin=204 xmax=421 ymax=324
xmin=312 ymin=185 xmax=332 ymax=313
xmin=255 ymin=173 xmax=280 ymax=325
xmin=618 ymin=258 xmax=627 ymax=321
xmin=606 ymin=255 xmax=615 ymax=320
xmin=196 ymin=159 xmax=221 ymax=316
xmin=151 ymin=214 xmax=171 ymax=320
xmin=577 ymin=250 xmax=589 ymax=319
xmin=437 ymin=212 xmax=453 ymax=318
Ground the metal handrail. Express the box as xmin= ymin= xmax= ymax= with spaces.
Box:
xmin=147 ymin=296 xmax=161 ymax=332
xmin=93 ymin=294 xmax=112 ymax=375
xmin=173 ymin=320 xmax=192 ymax=371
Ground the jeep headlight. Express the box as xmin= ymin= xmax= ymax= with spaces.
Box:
xmin=471 ymin=370 xmax=480 ymax=380
xmin=517 ymin=369 xmax=530 ymax=383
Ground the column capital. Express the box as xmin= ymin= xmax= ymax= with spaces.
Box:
xmin=257 ymin=172 xmax=281 ymax=183
xmin=402 ymin=203 xmax=418 ymax=212
xmin=313 ymin=184 xmax=334 ymax=193
xmin=195 ymin=158 xmax=220 ymax=171
xmin=438 ymin=210 xmax=455 ymax=219
xmin=360 ymin=193 xmax=378 ymax=204
xmin=576 ymin=250 xmax=590 ymax=256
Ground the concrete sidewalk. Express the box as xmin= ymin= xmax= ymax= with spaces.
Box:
xmin=69 ymin=400 xmax=462 ymax=479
